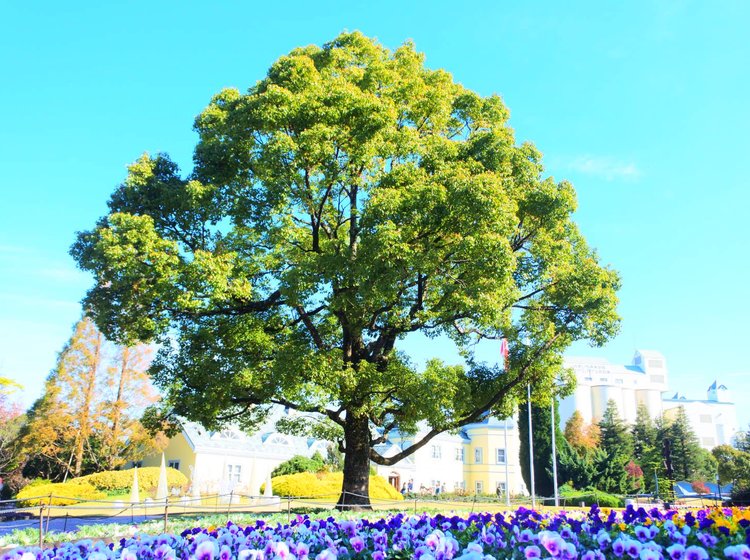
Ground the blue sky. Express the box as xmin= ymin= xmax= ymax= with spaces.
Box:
xmin=1 ymin=1 xmax=748 ymax=427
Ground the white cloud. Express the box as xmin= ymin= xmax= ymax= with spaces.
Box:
xmin=0 ymin=243 xmax=31 ymax=255
xmin=0 ymin=292 xmax=81 ymax=311
xmin=37 ymin=265 xmax=90 ymax=284
xmin=566 ymin=155 xmax=641 ymax=181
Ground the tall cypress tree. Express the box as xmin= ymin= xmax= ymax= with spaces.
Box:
xmin=518 ymin=395 xmax=565 ymax=497
xmin=667 ymin=406 xmax=702 ymax=481
xmin=557 ymin=436 xmax=602 ymax=490
xmin=631 ymin=403 xmax=659 ymax=492
xmin=734 ymin=426 xmax=750 ymax=453
xmin=594 ymin=399 xmax=633 ymax=493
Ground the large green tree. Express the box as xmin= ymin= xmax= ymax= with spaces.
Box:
xmin=630 ymin=402 xmax=660 ymax=492
xmin=664 ymin=406 xmax=704 ymax=482
xmin=712 ymin=444 xmax=750 ymax=487
xmin=558 ymin=410 xmax=603 ymax=491
xmin=733 ymin=425 xmax=750 ymax=453
xmin=71 ymin=32 xmax=620 ymax=508
xmin=593 ymin=399 xmax=632 ymax=493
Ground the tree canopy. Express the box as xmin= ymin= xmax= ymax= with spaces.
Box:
xmin=71 ymin=32 xmax=620 ymax=507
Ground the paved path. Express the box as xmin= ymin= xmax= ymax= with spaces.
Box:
xmin=0 ymin=514 xmax=163 ymax=537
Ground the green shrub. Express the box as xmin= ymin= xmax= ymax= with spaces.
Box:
xmin=264 ymin=472 xmax=403 ymax=501
xmin=730 ymin=485 xmax=750 ymax=506
xmin=16 ymin=481 xmax=106 ymax=506
xmin=272 ymin=453 xmax=325 ymax=477
xmin=558 ymin=488 xmax=623 ymax=507
xmin=78 ymin=467 xmax=187 ymax=493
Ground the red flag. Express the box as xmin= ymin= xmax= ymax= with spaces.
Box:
xmin=500 ymin=338 xmax=509 ymax=368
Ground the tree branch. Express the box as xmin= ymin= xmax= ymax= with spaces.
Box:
xmin=168 ymin=290 xmax=284 ymax=317
xmin=295 ymin=304 xmax=328 ymax=350
xmin=512 ymin=281 xmax=557 ymax=306
xmin=269 ymin=396 xmax=345 ymax=427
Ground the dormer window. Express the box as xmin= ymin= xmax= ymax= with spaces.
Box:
xmin=268 ymin=434 xmax=290 ymax=445
xmin=216 ymin=429 xmax=241 ymax=440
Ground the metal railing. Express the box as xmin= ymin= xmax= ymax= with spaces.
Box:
xmin=0 ymin=489 xmax=728 ymax=548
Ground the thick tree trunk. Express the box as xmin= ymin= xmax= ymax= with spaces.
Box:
xmin=336 ymin=413 xmax=372 ymax=510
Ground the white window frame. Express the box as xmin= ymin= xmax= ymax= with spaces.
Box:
xmin=227 ymin=464 xmax=242 ymax=483
xmin=496 ymin=448 xmax=506 ymax=464
xmin=474 ymin=447 xmax=483 ymax=464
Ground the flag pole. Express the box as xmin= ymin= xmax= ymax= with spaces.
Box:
xmin=527 ymin=383 xmax=536 ymax=508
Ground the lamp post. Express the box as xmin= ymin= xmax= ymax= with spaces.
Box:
xmin=527 ymin=384 xmax=536 ymax=508
xmin=504 ymin=417 xmax=510 ymax=506
xmin=717 ymin=473 xmax=722 ymax=505
xmin=551 ymin=397 xmax=559 ymax=506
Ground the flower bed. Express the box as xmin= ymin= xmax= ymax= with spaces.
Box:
xmin=3 ymin=505 xmax=750 ymax=560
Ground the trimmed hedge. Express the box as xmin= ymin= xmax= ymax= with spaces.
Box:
xmin=16 ymin=481 xmax=106 ymax=506
xmin=265 ymin=472 xmax=403 ymax=501
xmin=17 ymin=467 xmax=188 ymax=504
xmin=558 ymin=489 xmax=623 ymax=507
xmin=79 ymin=467 xmax=188 ymax=493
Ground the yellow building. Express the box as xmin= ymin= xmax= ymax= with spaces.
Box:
xmin=462 ymin=416 xmax=525 ymax=497
xmin=373 ymin=415 xmax=528 ymax=497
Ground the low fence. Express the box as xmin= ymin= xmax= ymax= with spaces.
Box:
xmin=0 ymin=490 xmax=727 ymax=548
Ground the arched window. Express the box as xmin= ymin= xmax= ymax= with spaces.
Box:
xmin=267 ymin=434 xmax=290 ymax=445
xmin=216 ymin=429 xmax=241 ymax=440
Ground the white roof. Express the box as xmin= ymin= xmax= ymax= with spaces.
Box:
xmin=181 ymin=420 xmax=328 ymax=460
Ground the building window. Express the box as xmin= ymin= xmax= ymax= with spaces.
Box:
xmin=168 ymin=460 xmax=180 ymax=471
xmin=496 ymin=448 xmax=506 ymax=464
xmin=475 ymin=481 xmax=484 ymax=494
xmin=700 ymin=414 xmax=712 ymax=423
xmin=648 ymin=359 xmax=663 ymax=369
xmin=227 ymin=464 xmax=242 ymax=483
xmin=702 ymin=437 xmax=715 ymax=448
xmin=496 ymin=482 xmax=506 ymax=495
xmin=615 ymin=378 xmax=624 ymax=384
xmin=474 ymin=448 xmax=483 ymax=464
xmin=217 ymin=429 xmax=241 ymax=440
xmin=431 ymin=445 xmax=442 ymax=459
xmin=650 ymin=375 xmax=665 ymax=384
xmin=455 ymin=448 xmax=464 ymax=461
